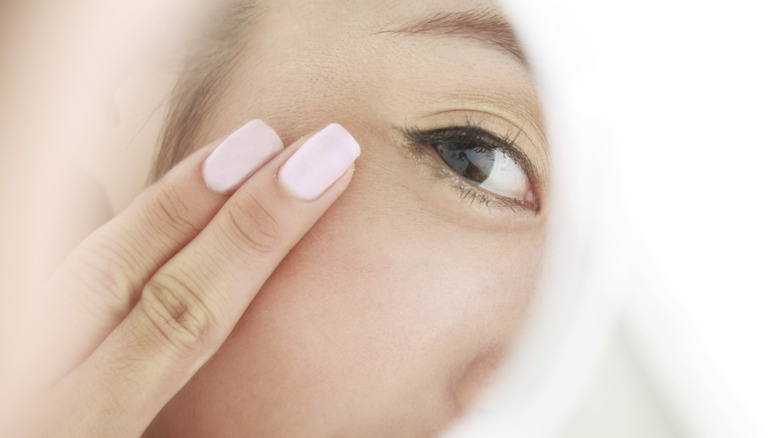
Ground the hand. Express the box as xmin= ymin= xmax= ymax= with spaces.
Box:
xmin=5 ymin=120 xmax=359 ymax=437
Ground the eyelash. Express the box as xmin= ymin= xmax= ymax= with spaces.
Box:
xmin=402 ymin=124 xmax=539 ymax=213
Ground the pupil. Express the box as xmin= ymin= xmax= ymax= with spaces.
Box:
xmin=435 ymin=142 xmax=495 ymax=184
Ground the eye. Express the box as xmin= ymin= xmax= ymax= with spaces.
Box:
xmin=413 ymin=127 xmax=538 ymax=210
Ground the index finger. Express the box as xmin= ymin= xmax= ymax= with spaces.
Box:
xmin=19 ymin=120 xmax=282 ymax=394
xmin=49 ymin=124 xmax=360 ymax=437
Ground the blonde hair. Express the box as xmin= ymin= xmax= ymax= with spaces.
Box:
xmin=150 ymin=0 xmax=260 ymax=182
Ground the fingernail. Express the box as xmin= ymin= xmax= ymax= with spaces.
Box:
xmin=202 ymin=119 xmax=283 ymax=193
xmin=278 ymin=123 xmax=361 ymax=200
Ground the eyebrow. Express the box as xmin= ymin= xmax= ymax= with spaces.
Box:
xmin=376 ymin=8 xmax=528 ymax=66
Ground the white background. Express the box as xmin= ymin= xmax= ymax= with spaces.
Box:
xmin=497 ymin=1 xmax=780 ymax=437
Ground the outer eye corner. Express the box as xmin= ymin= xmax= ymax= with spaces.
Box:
xmin=420 ymin=126 xmax=537 ymax=212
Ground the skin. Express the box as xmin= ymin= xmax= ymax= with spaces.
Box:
xmin=145 ymin=0 xmax=548 ymax=437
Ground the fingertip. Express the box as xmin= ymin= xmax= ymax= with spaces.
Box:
xmin=277 ymin=123 xmax=361 ymax=201
xmin=202 ymin=120 xmax=284 ymax=194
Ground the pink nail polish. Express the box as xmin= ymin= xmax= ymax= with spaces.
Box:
xmin=202 ymin=120 xmax=283 ymax=193
xmin=278 ymin=123 xmax=361 ymax=201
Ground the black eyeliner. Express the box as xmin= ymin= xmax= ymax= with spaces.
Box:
xmin=402 ymin=125 xmax=538 ymax=185
xmin=401 ymin=124 xmax=540 ymax=212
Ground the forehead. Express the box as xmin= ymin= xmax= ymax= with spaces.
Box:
xmin=264 ymin=0 xmax=514 ymax=40
xmin=245 ymin=0 xmax=531 ymax=100
xmin=275 ymin=0 xmax=505 ymax=16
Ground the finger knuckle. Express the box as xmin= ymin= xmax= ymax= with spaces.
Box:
xmin=139 ymin=271 xmax=218 ymax=352
xmin=67 ymin=243 xmax=137 ymax=317
xmin=148 ymin=184 xmax=200 ymax=237
xmin=222 ymin=193 xmax=282 ymax=256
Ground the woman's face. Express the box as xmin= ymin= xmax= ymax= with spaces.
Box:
xmin=146 ymin=0 xmax=548 ymax=436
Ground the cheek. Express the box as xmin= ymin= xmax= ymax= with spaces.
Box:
xmin=150 ymin=128 xmax=545 ymax=437
xmin=234 ymin=154 xmax=538 ymax=428
xmin=271 ymin=138 xmax=542 ymax=383
xmin=232 ymin=201 xmax=538 ymax=434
